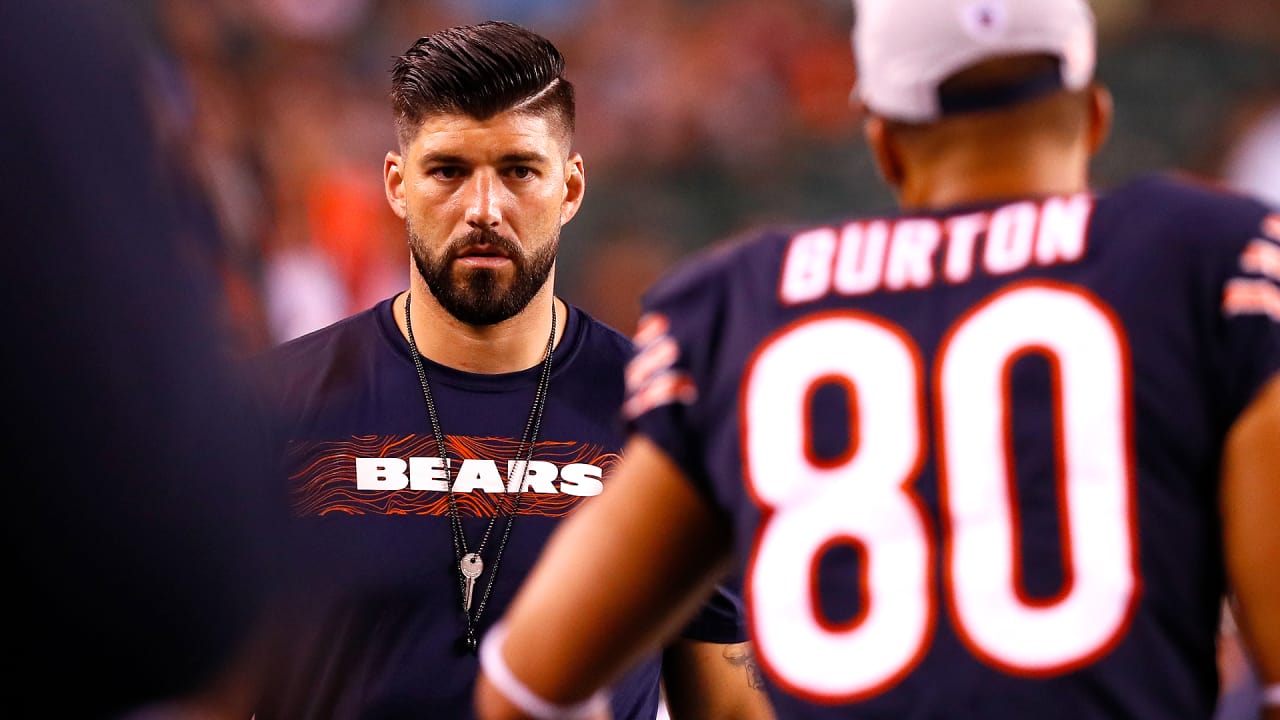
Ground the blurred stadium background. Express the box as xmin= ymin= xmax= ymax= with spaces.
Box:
xmin=127 ymin=0 xmax=1279 ymax=348
xmin=126 ymin=2 xmax=1274 ymax=714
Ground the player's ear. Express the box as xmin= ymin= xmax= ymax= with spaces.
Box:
xmin=864 ymin=116 xmax=905 ymax=190
xmin=560 ymin=152 xmax=585 ymax=226
xmin=385 ymin=150 xmax=408 ymax=219
xmin=1086 ymin=84 xmax=1113 ymax=156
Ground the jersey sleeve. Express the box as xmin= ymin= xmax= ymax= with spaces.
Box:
xmin=622 ymin=248 xmax=755 ymax=646
xmin=675 ymin=577 xmax=749 ymax=644
xmin=1192 ymin=192 xmax=1280 ymax=426
xmin=622 ymin=242 xmax=742 ymax=503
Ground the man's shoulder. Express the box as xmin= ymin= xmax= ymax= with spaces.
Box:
xmin=642 ymin=222 xmax=819 ymax=311
xmin=569 ymin=304 xmax=634 ymax=357
xmin=1100 ymin=173 xmax=1273 ymax=234
xmin=262 ymin=301 xmax=389 ymax=366
xmin=248 ymin=300 xmax=393 ymax=406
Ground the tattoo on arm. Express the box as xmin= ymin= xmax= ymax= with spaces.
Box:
xmin=723 ymin=644 xmax=766 ymax=690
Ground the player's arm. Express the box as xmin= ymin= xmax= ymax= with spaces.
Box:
xmin=474 ymin=435 xmax=735 ymax=720
xmin=1220 ymin=373 xmax=1280 ymax=720
xmin=661 ymin=639 xmax=775 ymax=720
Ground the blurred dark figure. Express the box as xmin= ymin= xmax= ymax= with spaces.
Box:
xmin=0 ymin=2 xmax=288 ymax=717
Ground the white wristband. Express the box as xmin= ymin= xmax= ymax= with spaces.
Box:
xmin=478 ymin=621 xmax=610 ymax=720
xmin=1264 ymin=683 xmax=1280 ymax=707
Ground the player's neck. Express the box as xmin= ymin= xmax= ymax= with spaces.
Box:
xmin=899 ymin=145 xmax=1091 ymax=210
xmin=396 ymin=283 xmax=565 ymax=375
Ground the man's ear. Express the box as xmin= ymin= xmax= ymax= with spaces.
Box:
xmin=385 ymin=151 xmax=408 ymax=219
xmin=864 ymin=116 xmax=905 ymax=190
xmin=1087 ymin=84 xmax=1114 ymax=156
xmin=560 ymin=152 xmax=586 ymax=226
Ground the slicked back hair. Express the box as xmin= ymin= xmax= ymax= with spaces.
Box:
xmin=391 ymin=21 xmax=575 ymax=150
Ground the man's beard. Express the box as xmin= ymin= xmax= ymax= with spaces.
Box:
xmin=409 ymin=222 xmax=558 ymax=326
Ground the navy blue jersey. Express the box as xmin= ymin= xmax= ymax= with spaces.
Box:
xmin=625 ymin=175 xmax=1280 ymax=719
xmin=253 ymin=296 xmax=745 ymax=720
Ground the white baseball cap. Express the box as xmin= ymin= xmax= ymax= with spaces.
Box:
xmin=852 ymin=0 xmax=1097 ymax=123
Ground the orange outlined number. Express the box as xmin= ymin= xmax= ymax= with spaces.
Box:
xmin=742 ymin=282 xmax=1138 ymax=701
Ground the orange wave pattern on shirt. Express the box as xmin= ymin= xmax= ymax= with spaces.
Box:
xmin=285 ymin=434 xmax=621 ymax=518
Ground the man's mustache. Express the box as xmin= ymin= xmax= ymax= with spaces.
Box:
xmin=450 ymin=228 xmax=523 ymax=259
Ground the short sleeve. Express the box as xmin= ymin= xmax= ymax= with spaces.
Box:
xmin=1202 ymin=201 xmax=1280 ymax=423
xmin=623 ymin=245 xmax=739 ymax=503
xmin=675 ymin=576 xmax=748 ymax=644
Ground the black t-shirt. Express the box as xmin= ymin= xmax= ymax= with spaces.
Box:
xmin=253 ymin=297 xmax=746 ymax=719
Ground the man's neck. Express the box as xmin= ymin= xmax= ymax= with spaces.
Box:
xmin=898 ymin=141 xmax=1091 ymax=210
xmin=396 ymin=285 xmax=564 ymax=375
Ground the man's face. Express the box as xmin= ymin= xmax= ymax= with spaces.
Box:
xmin=385 ymin=111 xmax=584 ymax=326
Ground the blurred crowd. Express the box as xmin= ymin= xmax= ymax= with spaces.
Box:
xmin=128 ymin=0 xmax=1280 ymax=347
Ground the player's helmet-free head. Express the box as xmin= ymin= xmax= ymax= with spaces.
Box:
xmin=851 ymin=0 xmax=1096 ymax=123
xmin=390 ymin=20 xmax=575 ymax=147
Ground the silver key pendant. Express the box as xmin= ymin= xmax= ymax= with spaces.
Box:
xmin=460 ymin=552 xmax=483 ymax=611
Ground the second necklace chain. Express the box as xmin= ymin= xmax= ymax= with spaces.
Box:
xmin=402 ymin=292 xmax=557 ymax=653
